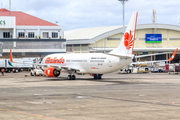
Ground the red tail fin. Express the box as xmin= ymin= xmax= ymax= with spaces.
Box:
xmin=10 ymin=49 xmax=13 ymax=62
xmin=132 ymin=12 xmax=138 ymax=54
xmin=169 ymin=48 xmax=178 ymax=61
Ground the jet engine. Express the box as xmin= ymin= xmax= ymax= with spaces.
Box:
xmin=45 ymin=67 xmax=61 ymax=77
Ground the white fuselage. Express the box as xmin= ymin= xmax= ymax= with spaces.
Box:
xmin=41 ymin=53 xmax=133 ymax=74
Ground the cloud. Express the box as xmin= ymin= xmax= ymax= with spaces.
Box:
xmin=0 ymin=0 xmax=179 ymax=30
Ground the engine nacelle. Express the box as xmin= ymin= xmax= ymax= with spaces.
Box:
xmin=45 ymin=67 xmax=61 ymax=77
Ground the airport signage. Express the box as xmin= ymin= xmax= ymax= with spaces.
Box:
xmin=146 ymin=34 xmax=162 ymax=43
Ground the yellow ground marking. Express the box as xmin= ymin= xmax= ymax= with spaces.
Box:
xmin=28 ymin=117 xmax=34 ymax=119
xmin=0 ymin=108 xmax=62 ymax=120
xmin=61 ymin=106 xmax=85 ymax=112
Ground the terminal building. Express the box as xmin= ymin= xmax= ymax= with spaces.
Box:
xmin=65 ymin=24 xmax=180 ymax=63
xmin=0 ymin=8 xmax=66 ymax=57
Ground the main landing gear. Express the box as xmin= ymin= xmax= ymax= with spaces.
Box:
xmin=67 ymin=71 xmax=76 ymax=80
xmin=67 ymin=75 xmax=76 ymax=80
xmin=94 ymin=74 xmax=103 ymax=79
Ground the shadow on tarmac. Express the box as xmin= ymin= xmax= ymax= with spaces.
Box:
xmin=40 ymin=77 xmax=150 ymax=85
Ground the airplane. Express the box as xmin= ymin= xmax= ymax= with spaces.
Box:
xmin=9 ymin=12 xmax=178 ymax=80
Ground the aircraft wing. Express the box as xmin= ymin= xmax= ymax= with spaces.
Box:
xmin=39 ymin=64 xmax=81 ymax=72
xmin=10 ymin=49 xmax=81 ymax=72
xmin=61 ymin=66 xmax=80 ymax=72
xmin=11 ymin=62 xmax=81 ymax=72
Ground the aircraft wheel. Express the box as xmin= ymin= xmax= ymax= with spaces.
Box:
xmin=98 ymin=74 xmax=103 ymax=79
xmin=30 ymin=72 xmax=34 ymax=76
xmin=127 ymin=70 xmax=131 ymax=74
xmin=8 ymin=69 xmax=11 ymax=73
xmin=67 ymin=75 xmax=72 ymax=80
xmin=94 ymin=74 xmax=98 ymax=79
xmin=72 ymin=75 xmax=76 ymax=80
xmin=98 ymin=75 xmax=102 ymax=79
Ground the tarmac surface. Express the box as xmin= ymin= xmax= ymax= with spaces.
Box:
xmin=0 ymin=72 xmax=180 ymax=120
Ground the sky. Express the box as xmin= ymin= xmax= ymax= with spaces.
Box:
xmin=0 ymin=0 xmax=180 ymax=31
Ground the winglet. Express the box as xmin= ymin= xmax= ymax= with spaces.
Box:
xmin=10 ymin=49 xmax=13 ymax=62
xmin=169 ymin=48 xmax=178 ymax=61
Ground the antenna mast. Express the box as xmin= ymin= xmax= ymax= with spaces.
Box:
xmin=152 ymin=9 xmax=157 ymax=33
xmin=152 ymin=9 xmax=156 ymax=24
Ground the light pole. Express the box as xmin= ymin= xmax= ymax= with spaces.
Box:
xmin=118 ymin=0 xmax=128 ymax=35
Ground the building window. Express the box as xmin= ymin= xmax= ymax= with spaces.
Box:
xmin=73 ymin=44 xmax=80 ymax=51
xmin=107 ymin=38 xmax=120 ymax=40
xmin=52 ymin=32 xmax=58 ymax=38
xmin=90 ymin=60 xmax=104 ymax=62
xmin=28 ymin=32 xmax=35 ymax=38
xmin=139 ymin=38 xmax=145 ymax=40
xmin=43 ymin=32 xmax=49 ymax=38
xmin=18 ymin=32 xmax=25 ymax=38
xmin=169 ymin=38 xmax=180 ymax=40
xmin=66 ymin=45 xmax=73 ymax=52
xmin=143 ymin=52 xmax=148 ymax=55
xmin=3 ymin=32 xmax=10 ymax=38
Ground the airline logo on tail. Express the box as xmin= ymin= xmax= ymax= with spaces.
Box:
xmin=109 ymin=12 xmax=138 ymax=55
xmin=124 ymin=30 xmax=133 ymax=50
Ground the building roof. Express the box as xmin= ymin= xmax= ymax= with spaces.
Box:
xmin=65 ymin=23 xmax=180 ymax=44
xmin=0 ymin=8 xmax=58 ymax=26
xmin=65 ymin=26 xmax=121 ymax=40
xmin=65 ymin=26 xmax=122 ymax=44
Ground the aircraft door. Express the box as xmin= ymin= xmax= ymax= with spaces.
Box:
xmin=5 ymin=60 xmax=7 ymax=68
xmin=108 ymin=57 xmax=113 ymax=67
